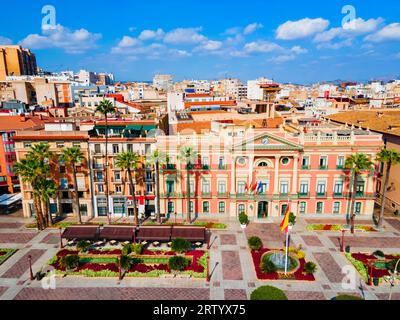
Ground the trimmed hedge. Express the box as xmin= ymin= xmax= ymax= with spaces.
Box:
xmin=168 ymin=256 xmax=190 ymax=271
xmin=171 ymin=238 xmax=192 ymax=253
xmin=250 ymin=286 xmax=288 ymax=300
xmin=248 ymin=237 xmax=263 ymax=251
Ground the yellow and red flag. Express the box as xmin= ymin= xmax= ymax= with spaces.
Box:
xmin=280 ymin=205 xmax=290 ymax=234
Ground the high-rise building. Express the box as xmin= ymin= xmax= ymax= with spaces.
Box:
xmin=0 ymin=46 xmax=37 ymax=81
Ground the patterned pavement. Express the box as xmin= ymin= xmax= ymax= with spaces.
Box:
xmin=0 ymin=214 xmax=399 ymax=300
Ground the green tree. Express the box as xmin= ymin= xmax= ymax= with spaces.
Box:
xmin=96 ymin=99 xmax=117 ymax=223
xmin=38 ymin=179 xmax=58 ymax=227
xmin=376 ymin=148 xmax=400 ymax=228
xmin=146 ymin=150 xmax=168 ymax=223
xmin=60 ymin=147 xmax=84 ymax=224
xmin=15 ymin=143 xmax=54 ymax=230
xmin=345 ymin=153 xmax=373 ymax=234
xmin=178 ymin=147 xmax=198 ymax=223
xmin=115 ymin=151 xmax=141 ymax=225
xmin=14 ymin=157 xmax=45 ymax=230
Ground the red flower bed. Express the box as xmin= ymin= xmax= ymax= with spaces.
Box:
xmin=51 ymin=249 xmax=207 ymax=276
xmin=350 ymin=253 xmax=399 ymax=279
xmin=251 ymin=248 xmax=315 ymax=281
xmin=0 ymin=252 xmax=6 ymax=257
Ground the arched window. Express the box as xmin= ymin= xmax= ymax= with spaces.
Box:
xmin=258 ymin=162 xmax=269 ymax=167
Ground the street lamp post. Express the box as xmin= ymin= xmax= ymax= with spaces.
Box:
xmin=59 ymin=227 xmax=64 ymax=249
xmin=340 ymin=229 xmax=346 ymax=252
xmin=28 ymin=255 xmax=34 ymax=281
xmin=118 ymin=256 xmax=122 ymax=281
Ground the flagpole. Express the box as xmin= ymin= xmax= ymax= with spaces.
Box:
xmin=284 ymin=229 xmax=289 ymax=275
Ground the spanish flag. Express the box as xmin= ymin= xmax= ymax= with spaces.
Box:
xmin=280 ymin=205 xmax=290 ymax=234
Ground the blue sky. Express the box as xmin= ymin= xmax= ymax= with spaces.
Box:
xmin=1 ymin=0 xmax=400 ymax=83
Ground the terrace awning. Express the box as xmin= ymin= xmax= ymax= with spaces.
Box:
xmin=61 ymin=226 xmax=99 ymax=241
xmin=99 ymin=226 xmax=136 ymax=241
xmin=136 ymin=226 xmax=172 ymax=241
xmin=171 ymin=226 xmax=206 ymax=242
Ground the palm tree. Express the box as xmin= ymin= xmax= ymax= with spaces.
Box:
xmin=345 ymin=153 xmax=373 ymax=234
xmin=14 ymin=156 xmax=47 ymax=230
xmin=38 ymin=179 xmax=58 ymax=227
xmin=60 ymin=147 xmax=84 ymax=224
xmin=115 ymin=151 xmax=141 ymax=226
xmin=178 ymin=147 xmax=199 ymax=223
xmin=146 ymin=150 xmax=168 ymax=223
xmin=376 ymin=149 xmax=400 ymax=228
xmin=96 ymin=99 xmax=117 ymax=223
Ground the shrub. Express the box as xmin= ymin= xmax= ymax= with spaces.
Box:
xmin=250 ymin=286 xmax=288 ymax=300
xmin=132 ymin=244 xmax=144 ymax=255
xmin=171 ymin=238 xmax=192 ymax=253
xmin=296 ymin=250 xmax=306 ymax=260
xmin=76 ymin=240 xmax=91 ymax=252
xmin=373 ymin=250 xmax=385 ymax=258
xmin=260 ymin=255 xmax=277 ymax=274
xmin=239 ymin=213 xmax=249 ymax=225
xmin=304 ymin=261 xmax=317 ymax=275
xmin=334 ymin=295 xmax=363 ymax=300
xmin=289 ymin=212 xmax=296 ymax=225
xmin=120 ymin=255 xmax=132 ymax=270
xmin=248 ymin=237 xmax=263 ymax=250
xmin=60 ymin=254 xmax=80 ymax=270
xmin=122 ymin=244 xmax=133 ymax=256
xmin=388 ymin=259 xmax=400 ymax=272
xmin=168 ymin=256 xmax=190 ymax=271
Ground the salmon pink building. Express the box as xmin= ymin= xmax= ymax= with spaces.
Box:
xmin=156 ymin=121 xmax=383 ymax=219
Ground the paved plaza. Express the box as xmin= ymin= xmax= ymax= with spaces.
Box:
xmin=0 ymin=213 xmax=400 ymax=300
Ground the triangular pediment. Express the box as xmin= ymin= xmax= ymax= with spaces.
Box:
xmin=232 ymin=132 xmax=303 ymax=151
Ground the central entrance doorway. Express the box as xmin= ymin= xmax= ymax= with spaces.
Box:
xmin=257 ymin=201 xmax=269 ymax=218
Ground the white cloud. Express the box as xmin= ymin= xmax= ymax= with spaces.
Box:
xmin=0 ymin=36 xmax=12 ymax=45
xmin=343 ymin=17 xmax=383 ymax=34
xmin=164 ymin=28 xmax=207 ymax=44
xmin=244 ymin=23 xmax=263 ymax=35
xmin=118 ymin=36 xmax=141 ymax=48
xmin=316 ymin=38 xmax=353 ymax=50
xmin=138 ymin=28 xmax=165 ymax=41
xmin=195 ymin=40 xmax=223 ymax=51
xmin=314 ymin=18 xmax=383 ymax=43
xmin=365 ymin=23 xmax=400 ymax=42
xmin=244 ymin=40 xmax=282 ymax=53
xmin=170 ymin=49 xmax=192 ymax=57
xmin=269 ymin=54 xmax=296 ymax=63
xmin=19 ymin=24 xmax=102 ymax=54
xmin=314 ymin=28 xmax=342 ymax=43
xmin=291 ymin=45 xmax=308 ymax=54
xmin=276 ymin=18 xmax=329 ymax=40
xmin=223 ymin=27 xmax=242 ymax=36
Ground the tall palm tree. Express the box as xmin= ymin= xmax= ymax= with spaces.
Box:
xmin=60 ymin=147 xmax=85 ymax=224
xmin=376 ymin=148 xmax=400 ymax=228
xmin=178 ymin=147 xmax=198 ymax=223
xmin=96 ymin=99 xmax=117 ymax=223
xmin=14 ymin=156 xmax=47 ymax=230
xmin=345 ymin=153 xmax=373 ymax=234
xmin=38 ymin=179 xmax=58 ymax=227
xmin=115 ymin=151 xmax=141 ymax=225
xmin=146 ymin=150 xmax=168 ymax=223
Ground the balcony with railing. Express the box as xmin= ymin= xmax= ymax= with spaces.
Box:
xmin=298 ymin=192 xmax=310 ymax=198
xmin=301 ymin=165 xmax=310 ymax=170
xmin=316 ymin=192 xmax=327 ymax=198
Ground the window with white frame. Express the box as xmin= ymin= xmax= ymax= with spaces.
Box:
xmin=299 ymin=202 xmax=307 ymax=214
xmin=280 ymin=181 xmax=289 ymax=194
xmin=202 ymin=180 xmax=211 ymax=194
xmin=317 ymin=181 xmax=326 ymax=194
xmin=299 ymin=181 xmax=309 ymax=194
xmin=333 ymin=202 xmax=340 ymax=214
xmin=218 ymin=181 xmax=227 ymax=194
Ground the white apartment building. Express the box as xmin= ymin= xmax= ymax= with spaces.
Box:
xmin=153 ymin=74 xmax=173 ymax=92
xmin=247 ymin=77 xmax=273 ymax=100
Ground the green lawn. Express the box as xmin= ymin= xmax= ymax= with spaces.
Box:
xmin=0 ymin=249 xmax=17 ymax=265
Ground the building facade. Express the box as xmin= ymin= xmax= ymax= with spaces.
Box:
xmin=156 ymin=125 xmax=382 ymax=219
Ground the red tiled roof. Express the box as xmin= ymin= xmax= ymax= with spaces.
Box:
xmin=0 ymin=116 xmax=45 ymax=131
